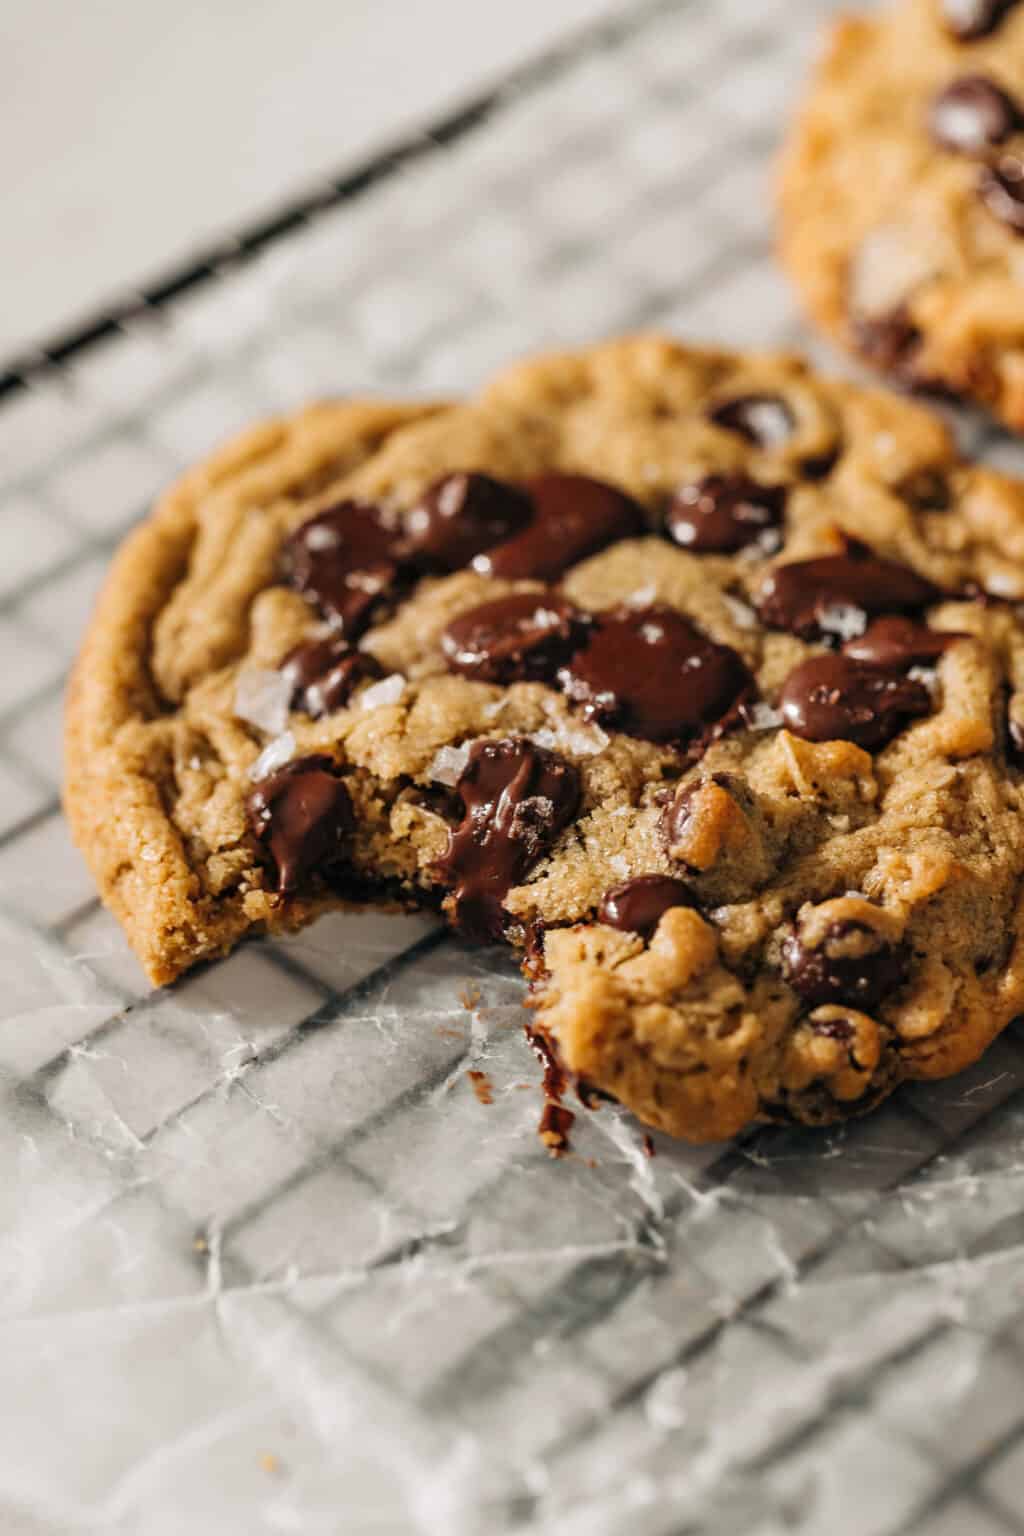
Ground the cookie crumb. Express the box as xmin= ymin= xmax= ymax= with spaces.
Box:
xmin=468 ymin=1069 xmax=494 ymax=1104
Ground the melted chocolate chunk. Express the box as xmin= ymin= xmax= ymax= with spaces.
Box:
xmin=281 ymin=637 xmax=383 ymax=717
xmin=538 ymin=1101 xmax=576 ymax=1153
xmin=660 ymin=780 xmax=699 ymax=861
xmin=402 ymin=472 xmax=532 ymax=571
xmin=708 ymin=394 xmax=796 ymax=449
xmin=756 ymin=542 xmax=941 ymax=640
xmin=598 ymin=874 xmax=698 ymax=937
xmin=557 ymin=605 xmax=754 ymax=748
xmin=666 ymin=473 xmax=786 ymax=554
xmin=284 ymin=501 xmax=402 ymax=636
xmin=941 ymin=0 xmax=1019 ymax=40
xmin=980 ymin=155 xmax=1024 ymax=232
xmin=473 ymin=474 xmax=646 ymax=581
xmin=842 ymin=616 xmax=964 ymax=669
xmin=782 ymin=920 xmax=907 ymax=1009
xmin=778 ymin=653 xmax=932 ymax=750
xmin=440 ymin=591 xmax=587 ymax=684
xmin=435 ymin=738 xmax=581 ymax=941
xmin=246 ymin=756 xmax=354 ymax=894
xmin=930 ymin=75 xmax=1019 ymax=153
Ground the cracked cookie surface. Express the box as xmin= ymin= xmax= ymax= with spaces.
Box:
xmin=780 ymin=0 xmax=1024 ymax=431
xmin=65 ymin=336 xmax=1024 ymax=1142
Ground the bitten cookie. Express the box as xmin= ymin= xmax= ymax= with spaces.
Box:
xmin=65 ymin=337 xmax=1024 ymax=1142
xmin=780 ymin=0 xmax=1024 ymax=431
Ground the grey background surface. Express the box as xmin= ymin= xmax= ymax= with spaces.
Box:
xmin=0 ymin=0 xmax=616 ymax=360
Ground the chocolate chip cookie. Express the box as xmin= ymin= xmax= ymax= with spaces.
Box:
xmin=65 ymin=337 xmax=1024 ymax=1143
xmin=780 ymin=0 xmax=1024 ymax=431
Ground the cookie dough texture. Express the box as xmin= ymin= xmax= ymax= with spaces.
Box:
xmin=65 ymin=337 xmax=1024 ymax=1142
xmin=779 ymin=0 xmax=1024 ymax=430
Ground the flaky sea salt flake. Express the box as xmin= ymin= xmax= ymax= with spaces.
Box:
xmin=234 ymin=667 xmax=292 ymax=735
xmin=360 ymin=673 xmax=406 ymax=711
xmin=817 ymin=603 xmax=867 ymax=641
xmin=746 ymin=701 xmax=784 ymax=731
xmin=429 ymin=743 xmax=471 ymax=787
xmin=530 ymin=720 xmax=609 ymax=756
xmin=722 ymin=593 xmax=758 ymax=630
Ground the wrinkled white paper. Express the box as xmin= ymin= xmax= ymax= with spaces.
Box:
xmin=1 ymin=0 xmax=1021 ymax=1529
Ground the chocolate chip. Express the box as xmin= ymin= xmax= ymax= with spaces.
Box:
xmin=281 ymin=637 xmax=384 ymax=717
xmin=284 ymin=501 xmax=402 ymax=636
xmin=778 ymin=653 xmax=932 ymax=750
xmin=899 ymin=468 xmax=953 ymax=513
xmin=402 ymin=472 xmax=532 ymax=571
xmin=435 ymin=737 xmax=581 ymax=941
xmin=941 ymin=0 xmax=1018 ymax=40
xmin=473 ymin=474 xmax=646 ymax=582
xmin=853 ymin=309 xmax=923 ymax=377
xmin=980 ymin=155 xmax=1024 ymax=232
xmin=538 ymin=1101 xmax=575 ymax=1153
xmin=666 ymin=474 xmax=786 ymax=554
xmin=708 ymin=394 xmax=796 ymax=449
xmin=660 ymin=780 xmax=700 ymax=862
xmin=755 ymin=542 xmax=941 ymax=640
xmin=782 ymin=918 xmax=907 ymax=1009
xmin=930 ymin=75 xmax=1019 ymax=153
xmin=246 ymin=756 xmax=354 ymax=894
xmin=440 ymin=591 xmax=588 ymax=684
xmin=598 ymin=874 xmax=698 ymax=937
xmin=842 ymin=616 xmax=965 ymax=668
xmin=557 ymin=605 xmax=754 ymax=748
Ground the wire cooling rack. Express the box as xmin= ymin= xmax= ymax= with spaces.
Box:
xmin=3 ymin=1 xmax=1024 ymax=1532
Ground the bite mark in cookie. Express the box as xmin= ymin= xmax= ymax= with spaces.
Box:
xmin=247 ymin=756 xmax=355 ymax=893
xmin=435 ymin=738 xmax=581 ymax=941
